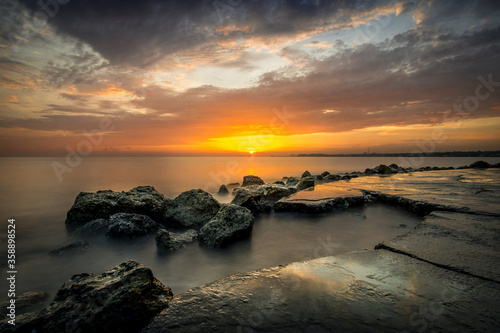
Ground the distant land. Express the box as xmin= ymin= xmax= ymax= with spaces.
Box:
xmin=292 ymin=151 xmax=500 ymax=157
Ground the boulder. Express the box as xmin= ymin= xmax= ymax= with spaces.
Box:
xmin=273 ymin=180 xmax=285 ymax=185
xmin=469 ymin=161 xmax=491 ymax=169
xmin=301 ymin=170 xmax=312 ymax=178
xmin=49 ymin=240 xmax=90 ymax=256
xmin=156 ymin=229 xmax=198 ymax=251
xmin=65 ymin=186 xmax=167 ymax=232
xmin=106 ymin=213 xmax=159 ymax=238
xmin=217 ymin=184 xmax=229 ymax=195
xmin=389 ymin=163 xmax=399 ymax=169
xmin=365 ymin=168 xmax=377 ymax=175
xmin=296 ymin=176 xmax=315 ymax=191
xmin=324 ymin=174 xmax=341 ymax=182
xmin=22 ymin=260 xmax=173 ymax=333
xmin=199 ymin=205 xmax=254 ymax=247
xmin=320 ymin=171 xmax=331 ymax=178
xmin=73 ymin=218 xmax=110 ymax=236
xmin=376 ymin=164 xmax=397 ymax=174
xmin=241 ymin=175 xmax=265 ymax=187
xmin=164 ymin=189 xmax=221 ymax=229
xmin=231 ymin=184 xmax=297 ymax=215
xmin=285 ymin=177 xmax=300 ymax=187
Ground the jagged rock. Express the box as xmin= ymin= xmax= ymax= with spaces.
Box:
xmin=241 ymin=175 xmax=265 ymax=187
xmin=199 ymin=205 xmax=254 ymax=247
xmin=324 ymin=174 xmax=342 ymax=182
xmin=365 ymin=168 xmax=377 ymax=175
xmin=65 ymin=186 xmax=167 ymax=232
xmin=285 ymin=177 xmax=299 ymax=187
xmin=376 ymin=164 xmax=397 ymax=174
xmin=155 ymin=229 xmax=198 ymax=251
xmin=301 ymin=170 xmax=312 ymax=178
xmin=49 ymin=240 xmax=90 ymax=256
xmin=21 ymin=260 xmax=173 ymax=333
xmin=106 ymin=213 xmax=159 ymax=238
xmin=231 ymin=184 xmax=296 ymax=215
xmin=164 ymin=189 xmax=221 ymax=229
xmin=321 ymin=171 xmax=330 ymax=178
xmin=469 ymin=161 xmax=491 ymax=169
xmin=296 ymin=176 xmax=315 ymax=191
xmin=73 ymin=218 xmax=110 ymax=235
xmin=217 ymin=184 xmax=229 ymax=195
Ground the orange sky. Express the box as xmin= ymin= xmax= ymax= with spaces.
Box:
xmin=1 ymin=1 xmax=500 ymax=156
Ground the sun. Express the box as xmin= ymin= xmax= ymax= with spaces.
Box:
xmin=249 ymin=151 xmax=254 ymax=155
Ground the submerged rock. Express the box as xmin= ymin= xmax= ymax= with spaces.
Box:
xmin=73 ymin=218 xmax=110 ymax=236
xmin=241 ymin=175 xmax=265 ymax=187
xmin=364 ymin=168 xmax=377 ymax=175
xmin=106 ymin=213 xmax=159 ymax=238
xmin=156 ymin=229 xmax=198 ymax=251
xmin=199 ymin=205 xmax=254 ymax=247
xmin=376 ymin=164 xmax=397 ymax=175
xmin=324 ymin=174 xmax=342 ymax=182
xmin=301 ymin=170 xmax=312 ymax=178
xmin=320 ymin=171 xmax=331 ymax=178
xmin=285 ymin=177 xmax=300 ymax=187
xmin=217 ymin=184 xmax=229 ymax=195
xmin=65 ymin=186 xmax=167 ymax=232
xmin=469 ymin=160 xmax=491 ymax=169
xmin=231 ymin=184 xmax=297 ymax=215
xmin=296 ymin=176 xmax=315 ymax=191
xmin=164 ymin=189 xmax=221 ymax=229
xmin=22 ymin=260 xmax=173 ymax=333
xmin=49 ymin=240 xmax=90 ymax=256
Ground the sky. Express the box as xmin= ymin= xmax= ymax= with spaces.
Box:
xmin=1 ymin=0 xmax=500 ymax=156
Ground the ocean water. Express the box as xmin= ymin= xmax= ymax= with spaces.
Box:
xmin=1 ymin=156 xmax=499 ymax=305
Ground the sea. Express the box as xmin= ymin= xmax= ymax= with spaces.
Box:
xmin=1 ymin=156 xmax=499 ymax=305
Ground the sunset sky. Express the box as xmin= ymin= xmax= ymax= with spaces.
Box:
xmin=1 ymin=0 xmax=500 ymax=156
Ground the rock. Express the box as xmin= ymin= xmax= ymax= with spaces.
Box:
xmin=397 ymin=166 xmax=406 ymax=173
xmin=493 ymin=163 xmax=500 ymax=168
xmin=275 ymin=192 xmax=367 ymax=214
xmin=365 ymin=168 xmax=378 ymax=175
xmin=313 ymin=175 xmax=323 ymax=181
xmin=156 ymin=229 xmax=198 ymax=251
xmin=389 ymin=163 xmax=399 ymax=169
xmin=22 ymin=260 xmax=173 ymax=333
xmin=199 ymin=205 xmax=254 ymax=247
xmin=65 ymin=186 xmax=167 ymax=232
xmin=324 ymin=174 xmax=341 ymax=182
xmin=106 ymin=213 xmax=159 ymax=238
xmin=301 ymin=170 xmax=312 ymax=178
xmin=285 ymin=177 xmax=299 ymax=187
xmin=273 ymin=180 xmax=285 ymax=185
xmin=49 ymin=240 xmax=90 ymax=256
xmin=164 ymin=189 xmax=221 ymax=229
xmin=320 ymin=171 xmax=330 ymax=178
xmin=73 ymin=218 xmax=110 ymax=235
xmin=469 ymin=160 xmax=491 ymax=169
xmin=296 ymin=176 xmax=315 ymax=191
xmin=241 ymin=175 xmax=265 ymax=187
xmin=227 ymin=182 xmax=240 ymax=187
xmin=376 ymin=164 xmax=397 ymax=174
xmin=231 ymin=184 xmax=296 ymax=215
xmin=217 ymin=184 xmax=229 ymax=195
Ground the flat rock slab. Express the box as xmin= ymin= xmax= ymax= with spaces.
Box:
xmin=144 ymin=250 xmax=500 ymax=332
xmin=376 ymin=211 xmax=500 ymax=283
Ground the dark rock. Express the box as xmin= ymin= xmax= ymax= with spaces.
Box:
xmin=73 ymin=218 xmax=110 ymax=236
xmin=296 ymin=176 xmax=315 ymax=191
xmin=49 ymin=240 xmax=90 ymax=256
xmin=365 ymin=168 xmax=377 ymax=175
xmin=275 ymin=193 xmax=366 ymax=214
xmin=324 ymin=174 xmax=341 ymax=182
xmin=397 ymin=166 xmax=407 ymax=173
xmin=273 ymin=180 xmax=285 ymax=185
xmin=492 ymin=163 xmax=500 ymax=168
xmin=164 ymin=189 xmax=221 ymax=229
xmin=432 ymin=166 xmax=440 ymax=170
xmin=301 ymin=170 xmax=312 ymax=178
xmin=389 ymin=163 xmax=399 ymax=169
xmin=313 ymin=175 xmax=323 ymax=181
xmin=231 ymin=184 xmax=296 ymax=215
xmin=106 ymin=213 xmax=159 ymax=238
xmin=155 ymin=229 xmax=198 ymax=251
xmin=199 ymin=205 xmax=254 ymax=247
xmin=22 ymin=260 xmax=173 ymax=333
xmin=285 ymin=177 xmax=299 ymax=187
xmin=469 ymin=160 xmax=491 ymax=169
xmin=376 ymin=164 xmax=397 ymax=174
xmin=320 ymin=171 xmax=330 ymax=178
xmin=341 ymin=175 xmax=352 ymax=180
xmin=217 ymin=184 xmax=229 ymax=195
xmin=65 ymin=186 xmax=166 ymax=232
xmin=227 ymin=182 xmax=240 ymax=187
xmin=241 ymin=175 xmax=265 ymax=187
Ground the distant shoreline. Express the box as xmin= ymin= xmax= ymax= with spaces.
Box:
xmin=292 ymin=151 xmax=500 ymax=158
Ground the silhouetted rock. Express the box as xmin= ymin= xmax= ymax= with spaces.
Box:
xmin=155 ymin=229 xmax=198 ymax=251
xmin=164 ymin=189 xmax=221 ymax=229
xmin=73 ymin=218 xmax=110 ymax=236
xmin=21 ymin=260 xmax=173 ymax=333
xmin=199 ymin=205 xmax=254 ymax=247
xmin=49 ymin=240 xmax=90 ymax=256
xmin=241 ymin=175 xmax=265 ymax=187
xmin=321 ymin=171 xmax=331 ymax=178
xmin=301 ymin=170 xmax=312 ymax=178
xmin=66 ymin=186 xmax=167 ymax=232
xmin=296 ymin=176 xmax=315 ymax=191
xmin=285 ymin=177 xmax=300 ymax=187
xmin=469 ymin=161 xmax=491 ymax=169
xmin=376 ymin=164 xmax=397 ymax=174
xmin=365 ymin=168 xmax=377 ymax=175
xmin=273 ymin=180 xmax=285 ymax=185
xmin=217 ymin=184 xmax=229 ymax=195
xmin=106 ymin=213 xmax=159 ymax=238
xmin=324 ymin=174 xmax=342 ymax=182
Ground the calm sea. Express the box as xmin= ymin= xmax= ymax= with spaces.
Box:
xmin=1 ymin=156 xmax=499 ymax=304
